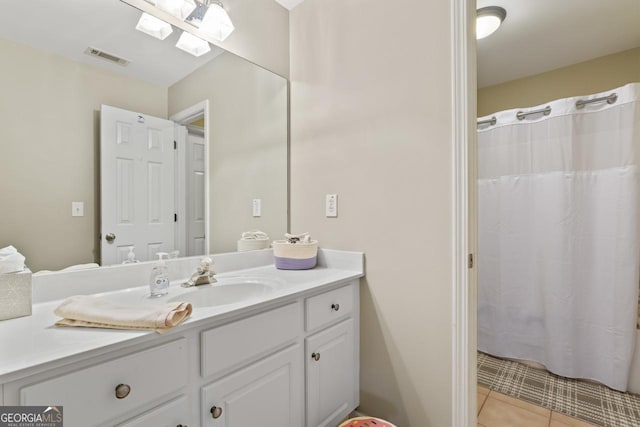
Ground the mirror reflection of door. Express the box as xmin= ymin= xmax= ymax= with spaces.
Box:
xmin=185 ymin=124 xmax=206 ymax=257
xmin=100 ymin=104 xmax=192 ymax=265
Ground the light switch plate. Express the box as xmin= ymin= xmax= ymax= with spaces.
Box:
xmin=326 ymin=194 xmax=338 ymax=217
xmin=252 ymin=199 xmax=261 ymax=217
xmin=72 ymin=202 xmax=84 ymax=217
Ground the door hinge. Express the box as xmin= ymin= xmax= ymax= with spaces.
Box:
xmin=173 ymin=140 xmax=177 ymax=150
xmin=174 ymin=213 xmax=178 ymax=222
xmin=468 ymin=253 xmax=474 ymax=269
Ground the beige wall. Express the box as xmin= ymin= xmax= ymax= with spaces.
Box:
xmin=290 ymin=0 xmax=453 ymax=426
xmin=215 ymin=0 xmax=290 ymax=78
xmin=168 ymin=52 xmax=288 ymax=253
xmin=0 ymin=38 xmax=167 ymax=272
xmin=478 ymin=47 xmax=640 ymax=117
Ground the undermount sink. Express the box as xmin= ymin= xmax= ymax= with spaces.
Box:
xmin=169 ymin=277 xmax=279 ymax=308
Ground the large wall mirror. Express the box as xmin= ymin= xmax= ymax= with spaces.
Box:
xmin=0 ymin=0 xmax=288 ymax=272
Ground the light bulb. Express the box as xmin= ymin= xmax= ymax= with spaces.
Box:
xmin=136 ymin=13 xmax=173 ymax=40
xmin=176 ymin=31 xmax=211 ymax=57
xmin=154 ymin=0 xmax=197 ymax=21
xmin=200 ymin=2 xmax=234 ymax=41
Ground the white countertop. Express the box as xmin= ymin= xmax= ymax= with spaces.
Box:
xmin=0 ymin=249 xmax=363 ymax=383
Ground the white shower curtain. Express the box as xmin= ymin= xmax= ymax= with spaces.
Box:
xmin=478 ymin=83 xmax=640 ymax=391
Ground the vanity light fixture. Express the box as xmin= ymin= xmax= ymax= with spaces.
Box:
xmin=135 ymin=0 xmax=232 ymax=55
xmin=199 ymin=0 xmax=234 ymax=41
xmin=176 ymin=31 xmax=211 ymax=57
xmin=152 ymin=0 xmax=197 ymax=21
xmin=135 ymin=12 xmax=173 ymax=40
xmin=476 ymin=6 xmax=506 ymax=40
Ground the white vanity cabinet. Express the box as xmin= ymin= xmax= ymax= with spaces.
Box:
xmin=0 ymin=280 xmax=360 ymax=427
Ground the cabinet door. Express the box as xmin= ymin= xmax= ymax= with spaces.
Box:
xmin=201 ymin=344 xmax=303 ymax=427
xmin=117 ymin=395 xmax=190 ymax=427
xmin=306 ymin=319 xmax=355 ymax=427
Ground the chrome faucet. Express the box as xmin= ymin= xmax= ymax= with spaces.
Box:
xmin=182 ymin=257 xmax=217 ymax=287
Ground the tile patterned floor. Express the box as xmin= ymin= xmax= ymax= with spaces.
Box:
xmin=477 ymin=352 xmax=640 ymax=427
xmin=478 ymin=385 xmax=598 ymax=427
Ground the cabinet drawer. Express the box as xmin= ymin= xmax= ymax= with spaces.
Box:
xmin=305 ymin=284 xmax=354 ymax=332
xmin=19 ymin=339 xmax=187 ymax=427
xmin=117 ymin=395 xmax=190 ymax=427
xmin=201 ymin=303 xmax=301 ymax=378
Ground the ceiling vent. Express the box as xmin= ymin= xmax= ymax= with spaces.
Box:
xmin=84 ymin=47 xmax=130 ymax=66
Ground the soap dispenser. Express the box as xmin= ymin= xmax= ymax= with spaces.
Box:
xmin=149 ymin=252 xmax=169 ymax=297
xmin=122 ymin=247 xmax=139 ymax=264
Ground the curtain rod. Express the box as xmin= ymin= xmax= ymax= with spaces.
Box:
xmin=477 ymin=91 xmax=620 ymax=126
xmin=576 ymin=93 xmax=617 ymax=109
xmin=517 ymin=106 xmax=551 ymax=120
xmin=477 ymin=116 xmax=497 ymax=127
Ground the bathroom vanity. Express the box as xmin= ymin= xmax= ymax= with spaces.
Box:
xmin=0 ymin=249 xmax=363 ymax=427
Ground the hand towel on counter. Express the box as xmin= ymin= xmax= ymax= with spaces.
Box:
xmin=53 ymin=295 xmax=192 ymax=333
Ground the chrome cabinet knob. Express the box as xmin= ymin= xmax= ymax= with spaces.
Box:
xmin=331 ymin=303 xmax=340 ymax=311
xmin=105 ymin=233 xmax=116 ymax=243
xmin=311 ymin=352 xmax=321 ymax=361
xmin=210 ymin=406 xmax=223 ymax=419
xmin=115 ymin=383 xmax=131 ymax=399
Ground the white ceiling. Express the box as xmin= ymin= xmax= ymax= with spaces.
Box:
xmin=0 ymin=0 xmax=225 ymax=87
xmin=477 ymin=0 xmax=640 ymax=88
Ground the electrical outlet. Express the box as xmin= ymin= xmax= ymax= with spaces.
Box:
xmin=253 ymin=199 xmax=261 ymax=217
xmin=72 ymin=202 xmax=84 ymax=217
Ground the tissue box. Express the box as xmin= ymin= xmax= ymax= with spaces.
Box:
xmin=272 ymin=240 xmax=318 ymax=270
xmin=0 ymin=268 xmax=32 ymax=321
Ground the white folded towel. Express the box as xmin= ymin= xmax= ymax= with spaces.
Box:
xmin=54 ymin=295 xmax=192 ymax=333
xmin=62 ymin=263 xmax=100 ymax=271
xmin=241 ymin=230 xmax=269 ymax=240
xmin=285 ymin=232 xmax=311 ymax=243
xmin=0 ymin=245 xmax=26 ymax=274
xmin=37 ymin=263 xmax=101 ymax=274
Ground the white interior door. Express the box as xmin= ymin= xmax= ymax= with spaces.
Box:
xmin=100 ymin=105 xmax=175 ymax=265
xmin=185 ymin=130 xmax=206 ymax=256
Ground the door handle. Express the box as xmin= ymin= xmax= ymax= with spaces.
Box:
xmin=105 ymin=233 xmax=116 ymax=243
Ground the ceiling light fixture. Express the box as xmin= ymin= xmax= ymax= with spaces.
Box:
xmin=135 ymin=12 xmax=173 ymax=40
xmin=176 ymin=31 xmax=211 ymax=57
xmin=199 ymin=0 xmax=235 ymax=42
xmin=153 ymin=0 xmax=197 ymax=21
xmin=476 ymin=6 xmax=506 ymax=40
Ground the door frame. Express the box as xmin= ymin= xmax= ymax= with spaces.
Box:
xmin=170 ymin=100 xmax=211 ymax=257
xmin=451 ymin=0 xmax=477 ymax=426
